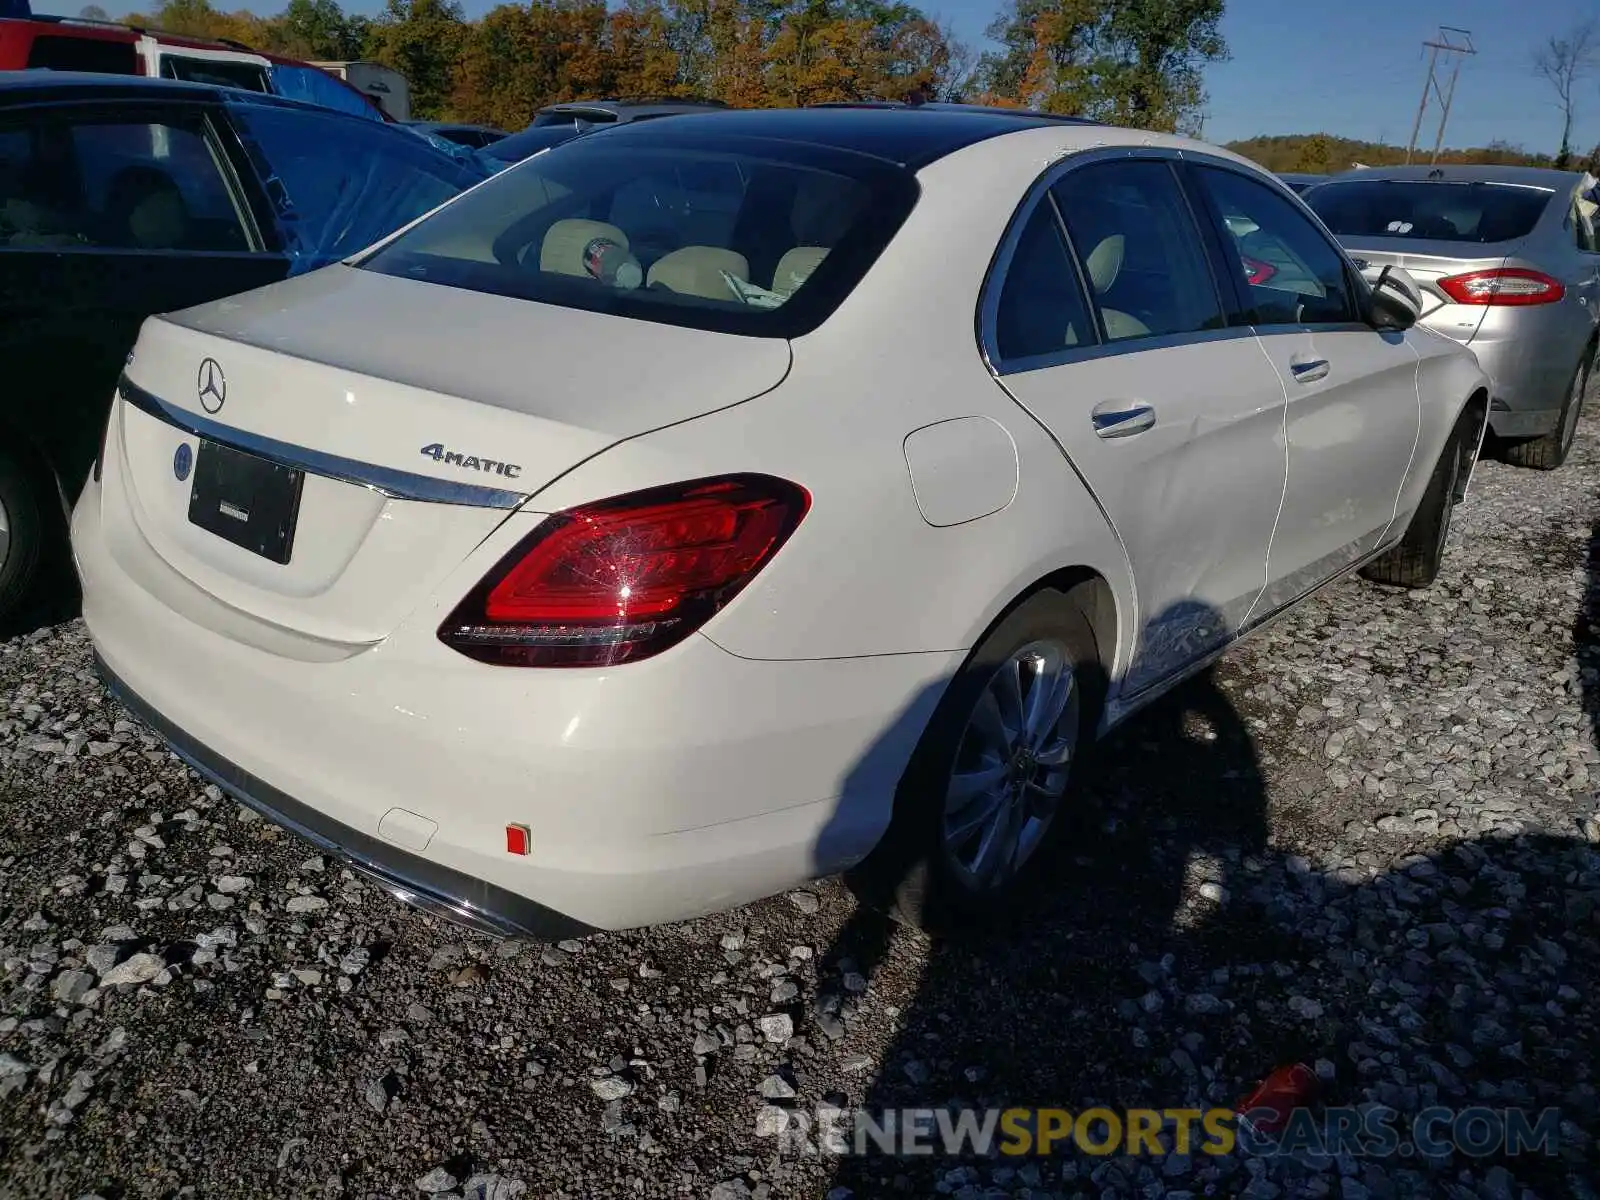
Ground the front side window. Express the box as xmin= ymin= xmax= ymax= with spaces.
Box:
xmin=1196 ymin=165 xmax=1356 ymax=326
xmin=0 ymin=112 xmax=249 ymax=252
xmin=229 ymin=101 xmax=475 ymax=267
xmin=1305 ymin=180 xmax=1553 ymax=245
xmin=1051 ymin=160 xmax=1225 ymax=343
xmin=357 ymin=133 xmax=920 ymax=338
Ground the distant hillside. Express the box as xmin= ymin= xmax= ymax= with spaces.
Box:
xmin=1222 ymin=133 xmax=1582 ymax=174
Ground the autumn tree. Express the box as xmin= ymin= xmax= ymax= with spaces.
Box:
xmin=1533 ymin=19 xmax=1598 ymax=169
xmin=125 ymin=0 xmax=268 ymax=44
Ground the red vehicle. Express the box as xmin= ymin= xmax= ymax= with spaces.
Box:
xmin=0 ymin=9 xmax=388 ymax=121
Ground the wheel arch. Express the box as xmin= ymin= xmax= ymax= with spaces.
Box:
xmin=0 ymin=414 xmax=70 ymax=519
xmin=952 ymin=563 xmax=1123 ymax=710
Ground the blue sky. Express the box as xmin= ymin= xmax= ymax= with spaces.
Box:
xmin=84 ymin=0 xmax=1600 ymax=154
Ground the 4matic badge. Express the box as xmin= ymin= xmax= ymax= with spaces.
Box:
xmin=420 ymin=443 xmax=522 ymax=478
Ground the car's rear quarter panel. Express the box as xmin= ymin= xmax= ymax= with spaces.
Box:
xmin=522 ymin=127 xmax=1139 ymax=673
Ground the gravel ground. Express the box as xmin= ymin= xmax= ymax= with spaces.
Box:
xmin=3 ymin=408 xmax=1600 ymax=1200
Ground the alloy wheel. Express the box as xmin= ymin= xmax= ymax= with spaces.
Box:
xmin=0 ymin=491 xmax=10 ymax=583
xmin=941 ymin=639 xmax=1080 ymax=892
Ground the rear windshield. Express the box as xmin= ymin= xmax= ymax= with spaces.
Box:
xmin=1305 ymin=180 xmax=1553 ymax=244
xmin=26 ymin=34 xmax=139 ymax=74
xmin=358 ymin=132 xmax=919 ymax=337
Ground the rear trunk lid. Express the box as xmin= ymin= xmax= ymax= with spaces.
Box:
xmin=1335 ymin=238 xmax=1522 ymax=345
xmin=110 ymin=265 xmax=792 ymax=648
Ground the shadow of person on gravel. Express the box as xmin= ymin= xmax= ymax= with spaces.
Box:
xmin=803 ymin=593 xmax=1600 ymax=1197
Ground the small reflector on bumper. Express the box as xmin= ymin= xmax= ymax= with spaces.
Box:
xmin=505 ymin=824 xmax=532 ymax=856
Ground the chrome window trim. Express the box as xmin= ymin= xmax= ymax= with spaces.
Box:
xmin=979 ymin=145 xmax=1261 ymax=377
xmin=117 ymin=375 xmax=531 ymax=510
xmin=977 ymin=144 xmax=1387 ymax=378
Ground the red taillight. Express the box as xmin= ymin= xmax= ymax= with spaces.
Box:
xmin=439 ymin=474 xmax=811 ymax=667
xmin=1241 ymin=255 xmax=1277 ymax=286
xmin=1437 ymin=268 xmax=1565 ymax=306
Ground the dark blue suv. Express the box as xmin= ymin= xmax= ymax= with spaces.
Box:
xmin=0 ymin=72 xmax=485 ymax=626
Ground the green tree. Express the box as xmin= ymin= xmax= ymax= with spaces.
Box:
xmin=975 ymin=0 xmax=1223 ymax=130
xmin=364 ymin=0 xmax=467 ymax=119
xmin=269 ymin=0 xmax=366 ymax=59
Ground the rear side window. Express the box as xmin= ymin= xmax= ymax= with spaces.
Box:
xmin=229 ymin=102 xmax=474 ymax=268
xmin=1306 ymin=180 xmax=1553 ymax=244
xmin=1574 ymin=196 xmax=1598 ymax=253
xmin=160 ymin=55 xmax=270 ymax=92
xmin=0 ymin=113 xmax=250 ymax=252
xmin=26 ymin=34 xmax=139 ymax=73
xmin=992 ymin=202 xmax=1095 ymax=363
xmin=358 ymin=135 xmax=920 ymax=338
xmin=1051 ymin=160 xmax=1224 ymax=343
xmin=1196 ymin=165 xmax=1356 ymax=326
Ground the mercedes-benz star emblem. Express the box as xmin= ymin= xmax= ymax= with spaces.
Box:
xmin=197 ymin=357 xmax=226 ymax=415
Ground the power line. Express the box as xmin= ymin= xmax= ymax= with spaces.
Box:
xmin=1406 ymin=26 xmax=1477 ymax=165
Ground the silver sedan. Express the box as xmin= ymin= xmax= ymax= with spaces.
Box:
xmin=1304 ymin=164 xmax=1600 ymax=469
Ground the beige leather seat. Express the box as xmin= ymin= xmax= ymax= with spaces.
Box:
xmin=647 ymin=246 xmax=750 ymax=299
xmin=540 ymin=218 xmax=629 ymax=276
xmin=771 ymin=246 xmax=828 ymax=297
xmin=1083 ymin=234 xmax=1151 ymax=341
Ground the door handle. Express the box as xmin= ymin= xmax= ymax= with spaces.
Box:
xmin=1092 ymin=400 xmax=1156 ymax=439
xmin=1290 ymin=357 xmax=1330 ymax=383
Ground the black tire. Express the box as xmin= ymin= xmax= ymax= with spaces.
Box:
xmin=1500 ymin=349 xmax=1591 ymax=470
xmin=1360 ymin=418 xmax=1466 ymax=589
xmin=848 ymin=586 xmax=1105 ymax=936
xmin=0 ymin=445 xmax=45 ymax=628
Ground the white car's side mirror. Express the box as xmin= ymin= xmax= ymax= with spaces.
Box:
xmin=1360 ymin=263 xmax=1424 ymax=331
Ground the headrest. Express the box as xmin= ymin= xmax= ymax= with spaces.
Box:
xmin=128 ymin=190 xmax=188 ymax=249
xmin=541 ymin=218 xmax=629 ymax=276
xmin=647 ymin=246 xmax=750 ymax=300
xmin=1084 ymin=234 xmax=1124 ymax=295
xmin=772 ymin=247 xmax=829 ymax=297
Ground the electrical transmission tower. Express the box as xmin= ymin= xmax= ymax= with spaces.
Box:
xmin=1406 ymin=26 xmax=1476 ymax=164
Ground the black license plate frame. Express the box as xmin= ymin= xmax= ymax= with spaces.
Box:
xmin=186 ymin=440 xmax=304 ymax=565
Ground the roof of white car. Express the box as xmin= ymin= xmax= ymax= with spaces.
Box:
xmin=580 ymin=105 xmax=1174 ymax=171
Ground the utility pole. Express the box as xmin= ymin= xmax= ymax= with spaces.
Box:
xmin=1405 ymin=26 xmax=1476 ymax=165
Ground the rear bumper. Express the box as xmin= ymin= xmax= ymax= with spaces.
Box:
xmin=1438 ymin=317 xmax=1590 ymax=438
xmin=96 ymin=653 xmax=596 ymax=942
xmin=73 ymin=473 xmax=957 ymax=933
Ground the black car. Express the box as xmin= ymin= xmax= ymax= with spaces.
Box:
xmin=480 ymin=97 xmax=728 ymax=171
xmin=1278 ymin=172 xmax=1330 ymax=195
xmin=0 ymin=73 xmax=484 ymax=625
xmin=404 ymin=120 xmax=509 ymax=150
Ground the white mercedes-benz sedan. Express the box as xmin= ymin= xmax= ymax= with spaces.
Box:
xmin=73 ymin=105 xmax=1490 ymax=938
